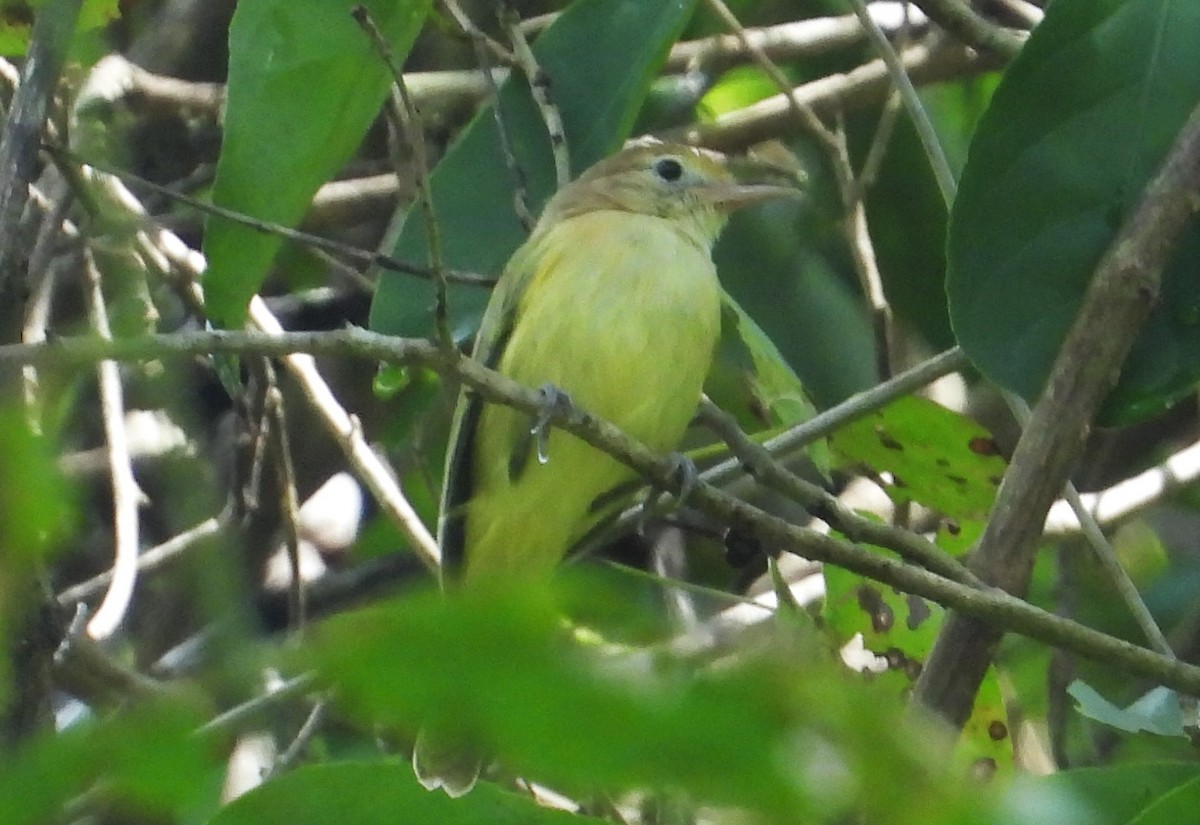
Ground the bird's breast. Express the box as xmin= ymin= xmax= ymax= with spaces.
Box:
xmin=504 ymin=211 xmax=722 ymax=434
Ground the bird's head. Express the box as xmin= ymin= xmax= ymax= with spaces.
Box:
xmin=537 ymin=143 xmax=799 ymax=248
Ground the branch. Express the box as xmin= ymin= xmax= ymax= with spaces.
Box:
xmin=672 ymin=41 xmax=1000 ymax=153
xmin=1044 ymin=438 xmax=1200 ymax=536
xmin=909 ymin=0 xmax=1026 ymax=59
xmin=914 ymin=99 xmax=1200 ymax=728
xmin=666 ymin=3 xmax=929 ymax=74
xmin=6 ymin=328 xmax=1200 ymax=695
xmin=0 ymin=0 xmax=82 ymax=311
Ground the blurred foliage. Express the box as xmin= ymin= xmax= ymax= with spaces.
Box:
xmin=0 ymin=0 xmax=118 ymax=57
xmin=5 ymin=0 xmax=1200 ymax=823
xmin=303 ymin=582 xmax=1025 ymax=825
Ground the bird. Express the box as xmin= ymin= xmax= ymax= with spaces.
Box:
xmin=415 ymin=141 xmax=796 ymax=795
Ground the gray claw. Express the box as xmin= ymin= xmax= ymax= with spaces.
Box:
xmin=531 ymin=383 xmax=572 ymax=465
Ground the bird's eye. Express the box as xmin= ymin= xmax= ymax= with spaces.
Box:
xmin=653 ymin=157 xmax=684 ymax=182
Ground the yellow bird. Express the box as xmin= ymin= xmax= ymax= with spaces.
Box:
xmin=439 ymin=142 xmax=794 ymax=590
xmin=417 ymin=142 xmax=794 ymax=794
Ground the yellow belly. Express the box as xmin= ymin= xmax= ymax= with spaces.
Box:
xmin=462 ymin=211 xmax=721 ymax=588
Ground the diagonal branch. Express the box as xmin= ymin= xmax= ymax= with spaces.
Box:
xmin=913 ymin=99 xmax=1200 ymax=728
xmin=7 ymin=327 xmax=1200 ymax=696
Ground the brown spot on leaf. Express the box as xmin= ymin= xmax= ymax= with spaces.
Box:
xmin=946 ymin=474 xmax=968 ymax=487
xmin=856 ymin=585 xmax=894 ymax=633
xmin=943 ymin=518 xmax=961 ymax=536
xmin=875 ymin=425 xmax=903 ymax=451
xmin=988 ymin=720 xmax=1009 ymax=741
xmin=905 ymin=595 xmax=932 ymax=630
xmin=968 ymin=436 xmax=1001 ymax=457
xmin=904 ymin=658 xmax=922 ymax=680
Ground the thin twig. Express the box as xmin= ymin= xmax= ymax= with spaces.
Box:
xmin=266 ymin=382 xmax=307 ymax=631
xmin=1005 ymin=393 xmax=1172 ymax=659
xmin=702 ymin=0 xmax=837 ymax=151
xmin=668 ymin=3 xmax=930 ymax=74
xmin=268 ymin=698 xmax=329 ymax=777
xmin=21 ymin=190 xmax=75 ymax=426
xmin=82 ymin=250 xmax=145 ymax=641
xmin=352 ymin=5 xmax=455 ymax=352
xmin=678 ymin=41 xmax=993 ymax=153
xmin=697 ymin=399 xmax=979 ymax=587
xmin=1044 ymin=437 xmax=1200 ymax=537
xmin=248 ymin=299 xmax=442 ymax=573
xmin=439 ymin=0 xmax=516 ymax=65
xmin=198 ymin=672 xmax=319 ymax=738
xmin=53 ymin=605 xmax=169 ymax=703
xmin=57 ymin=515 xmax=224 ymax=604
xmin=500 ymin=0 xmax=570 ymax=187
xmin=48 ymin=147 xmax=494 ymax=287
xmin=846 ymin=0 xmax=957 ymax=208
xmin=442 ymin=0 xmax=534 ymax=229
xmin=705 ymin=346 xmax=970 ymax=489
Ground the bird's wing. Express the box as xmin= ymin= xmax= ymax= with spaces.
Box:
xmin=436 ymin=235 xmax=544 ymax=579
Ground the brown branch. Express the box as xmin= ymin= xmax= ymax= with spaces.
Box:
xmin=0 ymin=0 xmax=82 ymax=336
xmin=6 ymin=328 xmax=1200 ymax=697
xmin=913 ymin=99 xmax=1200 ymax=728
xmin=909 ymin=0 xmax=1026 ymax=59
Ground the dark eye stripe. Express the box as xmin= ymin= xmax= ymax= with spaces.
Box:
xmin=653 ymin=157 xmax=684 ymax=182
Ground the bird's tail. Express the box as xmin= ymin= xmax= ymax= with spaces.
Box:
xmin=411 ymin=725 xmax=483 ymax=798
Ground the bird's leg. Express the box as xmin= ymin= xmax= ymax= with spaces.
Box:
xmin=666 ymin=451 xmax=700 ymax=505
xmin=531 ymin=383 xmax=573 ymax=464
xmin=634 ymin=452 xmax=700 ymax=534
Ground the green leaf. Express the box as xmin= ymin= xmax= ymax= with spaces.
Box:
xmin=707 ymin=295 xmax=829 ymax=472
xmin=828 ymin=396 xmax=1006 ymax=523
xmin=204 ymin=0 xmax=433 ymax=326
xmin=306 ymin=586 xmax=808 ymax=814
xmin=821 ymin=566 xmax=1012 ymax=776
xmin=0 ymin=406 xmax=77 ymax=565
xmin=1127 ymin=776 xmax=1200 ymax=825
xmin=0 ymin=0 xmax=117 ymax=56
xmin=368 ymin=0 xmax=699 ymax=341
xmin=947 ymin=0 xmax=1200 ymax=425
xmin=206 ymin=761 xmax=606 ymax=825
xmin=1034 ymin=762 xmax=1200 ymax=825
xmin=0 ymin=701 xmax=211 ymax=825
xmin=715 ymin=200 xmax=878 ymax=408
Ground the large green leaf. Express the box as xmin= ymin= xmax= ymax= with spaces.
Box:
xmin=947 ymin=0 xmax=1200 ymax=424
xmin=828 ymin=396 xmax=1005 ymax=524
xmin=1034 ymin=762 xmax=1200 ymax=825
xmin=368 ymin=0 xmax=698 ymax=340
xmin=204 ymin=0 xmax=433 ymax=326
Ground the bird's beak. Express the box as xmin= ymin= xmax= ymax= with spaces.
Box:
xmin=699 ymin=183 xmax=801 ymax=211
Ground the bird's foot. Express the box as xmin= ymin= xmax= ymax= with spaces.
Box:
xmin=666 ymin=451 xmax=700 ymax=505
xmin=531 ymin=383 xmax=573 ymax=465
